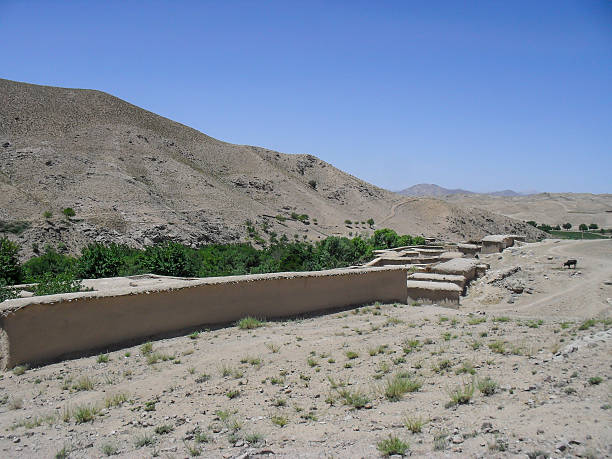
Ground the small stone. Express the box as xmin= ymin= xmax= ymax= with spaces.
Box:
xmin=451 ymin=435 xmax=463 ymax=444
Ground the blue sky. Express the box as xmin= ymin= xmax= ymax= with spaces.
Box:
xmin=1 ymin=1 xmax=610 ymax=193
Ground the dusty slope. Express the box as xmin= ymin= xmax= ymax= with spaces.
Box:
xmin=0 ymin=78 xmax=543 ymax=255
xmin=0 ymin=240 xmax=610 ymax=458
xmin=443 ymin=193 xmax=612 ymax=230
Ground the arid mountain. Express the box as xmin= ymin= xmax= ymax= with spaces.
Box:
xmin=397 ymin=183 xmax=474 ymax=197
xmin=397 ymin=183 xmax=525 ymax=197
xmin=0 ymin=79 xmax=544 ymax=256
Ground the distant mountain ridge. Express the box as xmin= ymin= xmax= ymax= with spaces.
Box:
xmin=397 ymin=184 xmax=527 ymax=197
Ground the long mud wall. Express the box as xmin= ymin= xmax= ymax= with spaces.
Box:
xmin=0 ymin=267 xmax=407 ymax=368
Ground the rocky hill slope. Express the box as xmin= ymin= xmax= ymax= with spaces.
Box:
xmin=0 ymin=79 xmax=544 ymax=256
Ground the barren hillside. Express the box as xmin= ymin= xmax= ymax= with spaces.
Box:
xmin=443 ymin=193 xmax=612 ymax=229
xmin=0 ymin=79 xmax=543 ymax=255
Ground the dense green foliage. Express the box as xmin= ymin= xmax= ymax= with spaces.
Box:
xmin=21 ymin=248 xmax=76 ymax=281
xmin=77 ymin=243 xmax=135 ymax=279
xmin=0 ymin=229 xmax=425 ymax=299
xmin=0 ymin=237 xmax=21 ymax=284
xmin=32 ymin=272 xmax=83 ymax=296
xmin=0 ymin=280 xmax=18 ymax=302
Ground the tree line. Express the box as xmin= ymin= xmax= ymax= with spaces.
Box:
xmin=0 ymin=229 xmax=424 ymax=299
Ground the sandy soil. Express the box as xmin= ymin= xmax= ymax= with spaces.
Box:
xmin=0 ymin=240 xmax=610 ymax=458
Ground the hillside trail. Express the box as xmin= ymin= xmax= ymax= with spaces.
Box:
xmin=379 ymin=198 xmax=416 ymax=225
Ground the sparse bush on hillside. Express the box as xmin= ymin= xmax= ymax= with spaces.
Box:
xmin=308 ymin=180 xmax=317 ymax=189
xmin=62 ymin=207 xmax=76 ymax=218
xmin=0 ymin=220 xmax=31 ymax=235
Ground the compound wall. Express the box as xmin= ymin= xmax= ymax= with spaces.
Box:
xmin=0 ymin=267 xmax=408 ymax=368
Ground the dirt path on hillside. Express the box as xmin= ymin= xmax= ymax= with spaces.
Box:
xmin=379 ymin=199 xmax=415 ymax=225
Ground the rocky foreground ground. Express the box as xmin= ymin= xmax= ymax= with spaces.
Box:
xmin=0 ymin=239 xmax=610 ymax=458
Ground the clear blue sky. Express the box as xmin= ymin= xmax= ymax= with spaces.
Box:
xmin=1 ymin=1 xmax=611 ymax=193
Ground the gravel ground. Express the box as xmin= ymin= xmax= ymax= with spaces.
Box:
xmin=0 ymin=239 xmax=610 ymax=458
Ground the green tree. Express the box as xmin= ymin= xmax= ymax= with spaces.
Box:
xmin=579 ymin=223 xmax=588 ymax=231
xmin=537 ymin=224 xmax=552 ymax=232
xmin=371 ymin=229 xmax=400 ymax=249
xmin=77 ymin=243 xmax=127 ymax=279
xmin=22 ymin=248 xmax=76 ymax=281
xmin=589 ymin=223 xmax=598 ymax=230
xmin=0 ymin=237 xmax=21 ymax=285
xmin=526 ymin=221 xmax=537 ymax=227
xmin=367 ymin=218 xmax=375 ymax=227
xmin=562 ymin=223 xmax=572 ymax=230
xmin=140 ymin=242 xmax=198 ymax=277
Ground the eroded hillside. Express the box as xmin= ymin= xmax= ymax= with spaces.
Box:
xmin=0 ymin=79 xmax=544 ymax=255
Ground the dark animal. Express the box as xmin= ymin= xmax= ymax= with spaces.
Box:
xmin=563 ymin=259 xmax=577 ymax=269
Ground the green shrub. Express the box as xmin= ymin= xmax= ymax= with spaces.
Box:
xmin=588 ymin=376 xmax=603 ymax=385
xmin=447 ymin=380 xmax=475 ymax=407
xmin=0 ymin=220 xmax=31 ymax=235
xmin=22 ymin=249 xmax=76 ymax=282
xmin=139 ymin=241 xmax=198 ymax=277
xmin=477 ymin=377 xmax=498 ymax=395
xmin=0 ymin=237 xmax=21 ymax=285
xmin=338 ymin=388 xmax=370 ymax=408
xmin=62 ymin=208 xmax=76 ymax=218
xmin=0 ymin=281 xmax=18 ymax=302
xmin=377 ymin=435 xmax=409 ymax=456
xmin=33 ymin=272 xmax=82 ymax=296
xmin=77 ymin=243 xmax=134 ymax=279
xmin=43 ymin=210 xmax=53 ymax=219
xmin=384 ymin=373 xmax=422 ymax=401
xmin=237 ymin=317 xmax=265 ymax=330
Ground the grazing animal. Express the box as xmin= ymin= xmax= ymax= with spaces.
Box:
xmin=563 ymin=259 xmax=577 ymax=269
